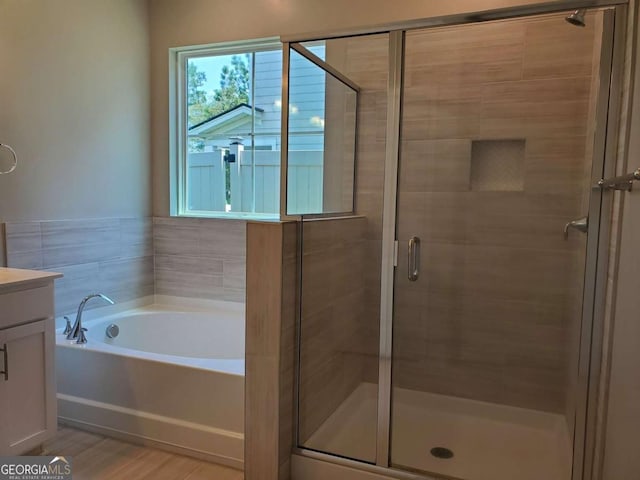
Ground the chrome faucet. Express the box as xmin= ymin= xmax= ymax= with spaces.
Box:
xmin=66 ymin=294 xmax=115 ymax=343
xmin=564 ymin=216 xmax=589 ymax=239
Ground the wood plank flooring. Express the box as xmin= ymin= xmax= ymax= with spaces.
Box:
xmin=41 ymin=426 xmax=243 ymax=480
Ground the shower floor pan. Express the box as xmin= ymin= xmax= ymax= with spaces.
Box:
xmin=304 ymin=382 xmax=572 ymax=480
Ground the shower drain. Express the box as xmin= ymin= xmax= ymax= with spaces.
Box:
xmin=430 ymin=447 xmax=454 ymax=459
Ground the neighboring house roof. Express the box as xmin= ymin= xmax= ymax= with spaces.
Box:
xmin=188 ymin=103 xmax=264 ymax=138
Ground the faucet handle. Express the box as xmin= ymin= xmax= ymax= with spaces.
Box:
xmin=62 ymin=316 xmax=72 ymax=336
xmin=76 ymin=328 xmax=88 ymax=345
xmin=564 ymin=216 xmax=589 ymax=240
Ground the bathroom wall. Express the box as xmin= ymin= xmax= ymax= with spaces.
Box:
xmin=0 ymin=0 xmax=151 ymax=317
xmin=601 ymin=2 xmax=640 ymax=477
xmin=0 ymin=0 xmax=151 ymax=225
xmin=0 ymin=0 xmax=153 ymax=317
xmin=392 ymin=12 xmax=602 ymax=413
xmin=153 ymin=217 xmax=246 ymax=302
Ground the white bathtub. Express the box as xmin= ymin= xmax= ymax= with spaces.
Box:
xmin=55 ymin=299 xmax=245 ymax=469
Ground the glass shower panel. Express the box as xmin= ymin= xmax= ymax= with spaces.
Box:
xmin=390 ymin=11 xmax=604 ymax=480
xmin=286 ymin=47 xmax=358 ymax=216
xmin=296 ymin=33 xmax=389 ymax=463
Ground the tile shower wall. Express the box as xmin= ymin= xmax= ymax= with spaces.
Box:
xmin=393 ymin=12 xmax=602 ymax=413
xmin=4 ymin=218 xmax=154 ymax=316
xmin=298 ymin=216 xmax=369 ymax=444
xmin=344 ymin=34 xmax=389 ymax=388
xmin=327 ymin=33 xmax=390 ymax=382
xmin=153 ymin=217 xmax=246 ymax=302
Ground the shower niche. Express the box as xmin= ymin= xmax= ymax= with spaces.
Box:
xmin=282 ymin=6 xmax=620 ymax=480
xmin=470 ymin=139 xmax=526 ymax=192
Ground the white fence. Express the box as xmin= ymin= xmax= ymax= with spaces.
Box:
xmin=187 ymin=150 xmax=324 ymax=214
xmin=187 ymin=151 xmax=227 ymax=211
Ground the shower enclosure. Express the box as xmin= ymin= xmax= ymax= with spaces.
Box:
xmin=282 ymin=3 xmax=625 ymax=480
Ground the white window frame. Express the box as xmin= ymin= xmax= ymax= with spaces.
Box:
xmin=169 ymin=38 xmax=282 ymax=219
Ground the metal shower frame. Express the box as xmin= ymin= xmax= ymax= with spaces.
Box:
xmin=279 ymin=1 xmax=629 ymax=479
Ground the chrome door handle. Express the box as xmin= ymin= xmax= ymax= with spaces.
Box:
xmin=0 ymin=343 xmax=7 ymax=381
xmin=408 ymin=236 xmax=420 ymax=281
xmin=564 ymin=216 xmax=589 ymax=240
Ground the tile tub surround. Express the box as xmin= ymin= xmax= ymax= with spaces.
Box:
xmin=153 ymin=217 xmax=246 ymax=303
xmin=4 ymin=218 xmax=153 ymax=317
xmin=4 ymin=216 xmax=247 ymax=315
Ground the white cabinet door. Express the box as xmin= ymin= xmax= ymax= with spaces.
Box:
xmin=0 ymin=319 xmax=56 ymax=455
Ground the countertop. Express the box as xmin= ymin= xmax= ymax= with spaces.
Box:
xmin=0 ymin=267 xmax=63 ymax=293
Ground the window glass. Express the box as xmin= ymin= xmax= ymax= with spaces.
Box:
xmin=182 ymin=45 xmax=282 ymax=216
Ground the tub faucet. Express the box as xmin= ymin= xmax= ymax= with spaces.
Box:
xmin=66 ymin=293 xmax=115 ymax=343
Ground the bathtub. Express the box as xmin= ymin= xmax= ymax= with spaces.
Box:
xmin=55 ymin=299 xmax=245 ymax=469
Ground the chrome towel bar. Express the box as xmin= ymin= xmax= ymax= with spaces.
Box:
xmin=596 ymin=168 xmax=640 ymax=191
xmin=0 ymin=143 xmax=17 ymax=174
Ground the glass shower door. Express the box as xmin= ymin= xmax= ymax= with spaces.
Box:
xmin=293 ymin=34 xmax=390 ymax=464
xmin=390 ymin=11 xmax=607 ymax=480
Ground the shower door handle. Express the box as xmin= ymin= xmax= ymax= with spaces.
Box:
xmin=0 ymin=344 xmax=7 ymax=381
xmin=408 ymin=236 xmax=420 ymax=281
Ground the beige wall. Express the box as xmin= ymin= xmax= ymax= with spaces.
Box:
xmin=602 ymin=3 xmax=640 ymax=477
xmin=0 ymin=0 xmax=151 ymax=227
xmin=148 ymin=0 xmax=550 ymax=217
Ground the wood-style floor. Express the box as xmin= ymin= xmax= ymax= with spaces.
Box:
xmin=41 ymin=426 xmax=244 ymax=480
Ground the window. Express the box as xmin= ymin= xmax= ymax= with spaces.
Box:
xmin=172 ymin=40 xmax=284 ymax=218
xmin=171 ymin=39 xmax=349 ymax=219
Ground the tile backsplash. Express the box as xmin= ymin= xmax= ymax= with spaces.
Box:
xmin=3 ymin=216 xmax=247 ymax=317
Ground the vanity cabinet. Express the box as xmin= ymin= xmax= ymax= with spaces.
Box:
xmin=0 ymin=269 xmax=62 ymax=455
